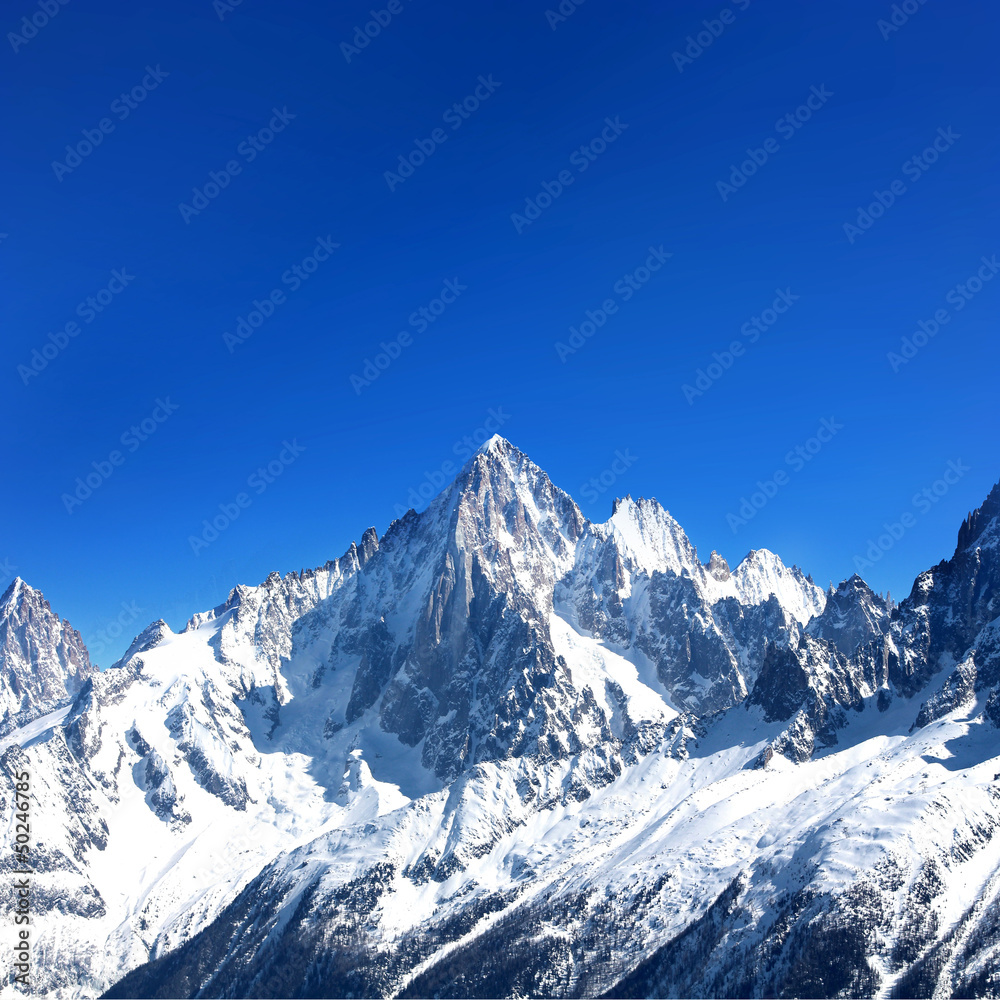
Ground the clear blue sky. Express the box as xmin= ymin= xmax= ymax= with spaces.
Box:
xmin=3 ymin=0 xmax=998 ymax=664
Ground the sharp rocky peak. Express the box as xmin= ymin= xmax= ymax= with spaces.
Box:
xmin=705 ymin=550 xmax=732 ymax=582
xmin=730 ymin=548 xmax=827 ymax=625
xmin=805 ymin=572 xmax=889 ymax=657
xmin=837 ymin=573 xmax=879 ymax=597
xmin=601 ymin=494 xmax=700 ymax=579
xmin=457 ymin=435 xmax=557 ymax=496
xmin=957 ymin=478 xmax=1000 ymax=553
xmin=112 ymin=619 xmax=175 ymax=668
xmin=476 ymin=432 xmax=507 ymax=457
xmin=1 ymin=575 xmax=32 ymax=611
xmin=0 ymin=577 xmax=96 ymax=735
xmin=429 ymin=435 xmax=587 ymax=566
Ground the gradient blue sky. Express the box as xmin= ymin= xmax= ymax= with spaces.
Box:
xmin=3 ymin=0 xmax=998 ymax=664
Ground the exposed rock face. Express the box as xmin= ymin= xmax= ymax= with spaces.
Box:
xmin=744 ymin=481 xmax=1000 ymax=759
xmin=705 ymin=550 xmax=731 ymax=582
xmin=807 ymin=574 xmax=890 ymax=655
xmin=0 ymin=577 xmax=95 ymax=735
xmin=2 ymin=440 xmax=999 ymax=1000
xmin=903 ymin=482 xmax=1000 ymax=705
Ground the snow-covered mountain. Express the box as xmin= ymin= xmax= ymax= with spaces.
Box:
xmin=3 ymin=438 xmax=1000 ymax=999
xmin=0 ymin=577 xmax=95 ymax=736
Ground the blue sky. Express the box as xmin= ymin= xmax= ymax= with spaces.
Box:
xmin=3 ymin=0 xmax=998 ymax=664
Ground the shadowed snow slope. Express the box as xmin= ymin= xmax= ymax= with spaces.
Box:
xmin=2 ymin=439 xmax=1000 ymax=999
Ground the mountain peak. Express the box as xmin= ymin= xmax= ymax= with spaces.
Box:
xmin=1 ymin=575 xmax=29 ymax=607
xmin=603 ymin=494 xmax=699 ymax=579
xmin=841 ymin=572 xmax=875 ymax=594
xmin=475 ymin=432 xmax=509 ymax=456
xmin=957 ymin=478 xmax=1000 ymax=553
xmin=705 ymin=550 xmax=731 ymax=582
xmin=449 ymin=434 xmax=529 ymax=490
xmin=805 ymin=569 xmax=889 ymax=654
xmin=448 ymin=437 xmax=575 ymax=528
xmin=0 ymin=578 xmax=95 ymax=735
xmin=731 ymin=548 xmax=826 ymax=625
xmin=359 ymin=526 xmax=379 ymax=566
xmin=113 ymin=619 xmax=174 ymax=668
xmin=1 ymin=577 xmax=62 ymax=622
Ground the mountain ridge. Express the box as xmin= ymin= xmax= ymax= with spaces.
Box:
xmin=2 ymin=440 xmax=999 ymax=999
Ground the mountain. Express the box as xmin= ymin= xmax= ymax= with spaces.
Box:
xmin=2 ymin=438 xmax=999 ymax=999
xmin=0 ymin=576 xmax=95 ymax=736
xmin=806 ymin=574 xmax=890 ymax=655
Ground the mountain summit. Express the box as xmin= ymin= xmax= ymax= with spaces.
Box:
xmin=0 ymin=576 xmax=94 ymax=736
xmin=3 ymin=444 xmax=1000 ymax=999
